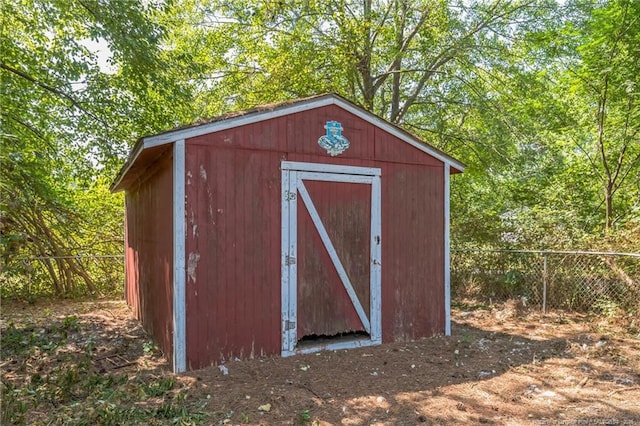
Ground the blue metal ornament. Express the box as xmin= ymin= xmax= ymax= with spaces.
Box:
xmin=318 ymin=121 xmax=350 ymax=156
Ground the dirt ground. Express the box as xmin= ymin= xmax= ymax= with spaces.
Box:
xmin=2 ymin=298 xmax=639 ymax=425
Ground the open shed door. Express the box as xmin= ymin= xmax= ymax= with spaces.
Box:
xmin=281 ymin=161 xmax=381 ymax=356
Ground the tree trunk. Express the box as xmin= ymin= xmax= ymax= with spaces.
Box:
xmin=604 ymin=182 xmax=614 ymax=231
xmin=359 ymin=0 xmax=374 ymax=111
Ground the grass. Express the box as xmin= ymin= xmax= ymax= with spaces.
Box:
xmin=0 ymin=314 xmax=209 ymax=425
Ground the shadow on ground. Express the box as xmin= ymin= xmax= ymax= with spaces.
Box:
xmin=2 ymin=299 xmax=639 ymax=425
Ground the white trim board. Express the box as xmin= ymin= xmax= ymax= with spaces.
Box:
xmin=281 ymin=168 xmax=297 ymax=353
xmin=172 ymin=139 xmax=187 ymax=372
xmin=444 ymin=164 xmax=451 ymax=336
xmin=369 ymin=173 xmax=382 ymax=341
xmin=284 ymin=336 xmax=380 ymax=357
xmin=282 ymin=161 xmax=381 ymax=176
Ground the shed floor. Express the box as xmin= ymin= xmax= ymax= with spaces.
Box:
xmin=295 ymin=330 xmax=370 ymax=349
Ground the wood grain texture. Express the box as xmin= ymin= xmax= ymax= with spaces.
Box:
xmin=184 ymin=145 xmax=282 ymax=369
xmin=381 ymin=162 xmax=445 ymax=342
xmin=296 ymin=179 xmax=371 ymax=338
xmin=124 ymin=154 xmax=174 ymax=360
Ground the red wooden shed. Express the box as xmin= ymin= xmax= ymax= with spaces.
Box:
xmin=111 ymin=94 xmax=464 ymax=372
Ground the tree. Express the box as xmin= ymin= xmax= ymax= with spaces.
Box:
xmin=185 ymin=0 xmax=569 ymax=249
xmin=190 ymin=1 xmax=545 ymax=122
xmin=560 ymin=0 xmax=640 ymax=231
xmin=0 ymin=0 xmax=197 ymax=297
xmin=3 ymin=0 xmax=637 ymax=300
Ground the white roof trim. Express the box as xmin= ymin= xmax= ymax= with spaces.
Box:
xmin=332 ymin=98 xmax=465 ymax=171
xmin=110 ymin=141 xmax=144 ymax=192
xmin=122 ymin=95 xmax=464 ymax=184
xmin=142 ymin=96 xmax=336 ymax=148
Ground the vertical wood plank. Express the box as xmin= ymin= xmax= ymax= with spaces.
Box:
xmin=281 ymin=168 xmax=293 ymax=353
xmin=381 ymin=163 xmax=444 ymax=342
xmin=287 ymin=170 xmax=298 ymax=352
xmin=125 ymin=151 xmax=175 ymax=367
xmin=173 ymin=139 xmax=186 ymax=373
xmin=444 ymin=164 xmax=451 ymax=336
xmin=185 ymin=145 xmax=283 ymax=368
xmin=370 ymin=173 xmax=382 ymax=342
xmin=135 ymin=155 xmax=174 ymax=362
xmin=297 ymin=178 xmax=371 ymax=333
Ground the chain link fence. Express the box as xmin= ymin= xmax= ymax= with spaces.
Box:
xmin=1 ymin=255 xmax=125 ymax=299
xmin=451 ymin=249 xmax=640 ymax=313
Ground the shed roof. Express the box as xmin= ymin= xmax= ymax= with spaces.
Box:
xmin=111 ymin=93 xmax=465 ymax=192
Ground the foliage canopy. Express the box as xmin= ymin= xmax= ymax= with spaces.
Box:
xmin=1 ymin=0 xmax=638 ymax=299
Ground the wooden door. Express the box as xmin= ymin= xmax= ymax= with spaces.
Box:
xmin=281 ymin=161 xmax=381 ymax=355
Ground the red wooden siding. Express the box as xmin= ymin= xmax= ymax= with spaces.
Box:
xmin=184 ymin=145 xmax=283 ymax=369
xmin=124 ymin=210 xmax=138 ymax=316
xmin=286 ymin=106 xmax=376 ymax=160
xmin=187 ymin=104 xmax=441 ymax=166
xmin=374 ymin=127 xmax=443 ymax=167
xmin=296 ymin=180 xmax=371 ymax=338
xmin=124 ymin=154 xmax=174 ymax=359
xmin=188 ymin=117 xmax=288 ymax=152
xmin=381 ymin=162 xmax=445 ymax=341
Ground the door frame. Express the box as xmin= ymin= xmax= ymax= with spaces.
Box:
xmin=281 ymin=161 xmax=382 ymax=356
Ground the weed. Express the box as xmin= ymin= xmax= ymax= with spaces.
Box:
xmin=1 ymin=316 xmax=82 ymax=360
xmin=142 ymin=340 xmax=157 ymax=355
xmin=0 ymin=317 xmax=209 ymax=425
xmin=592 ymin=299 xmax=620 ymax=318
xmin=458 ymin=329 xmax=473 ymax=346
xmin=299 ymin=409 xmax=311 ymax=424
xmin=143 ymin=377 xmax=175 ymax=397
xmin=452 ymin=299 xmax=489 ymax=311
xmin=224 ymin=409 xmax=234 ymax=420
xmin=62 ymin=315 xmax=79 ymax=331
xmin=1 ymin=381 xmax=28 ymax=424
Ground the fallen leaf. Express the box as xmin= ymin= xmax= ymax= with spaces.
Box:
xmin=258 ymin=403 xmax=271 ymax=412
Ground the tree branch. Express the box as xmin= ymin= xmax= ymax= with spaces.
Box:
xmin=0 ymin=63 xmax=106 ymax=126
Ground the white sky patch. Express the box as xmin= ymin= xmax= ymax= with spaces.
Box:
xmin=79 ymin=37 xmax=117 ymax=74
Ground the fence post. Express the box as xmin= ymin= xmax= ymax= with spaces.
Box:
xmin=542 ymin=253 xmax=548 ymax=314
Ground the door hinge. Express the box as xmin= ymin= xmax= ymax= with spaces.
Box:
xmin=285 ymin=255 xmax=296 ymax=266
xmin=284 ymin=320 xmax=296 ymax=331
xmin=284 ymin=190 xmax=297 ymax=201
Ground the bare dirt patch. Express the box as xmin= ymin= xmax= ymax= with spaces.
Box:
xmin=2 ymin=298 xmax=639 ymax=425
